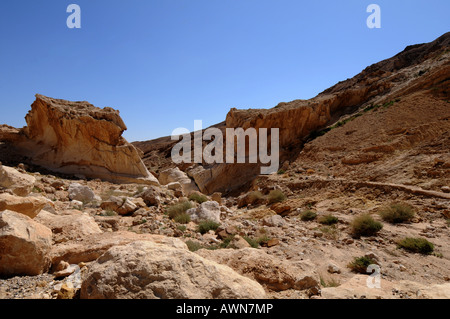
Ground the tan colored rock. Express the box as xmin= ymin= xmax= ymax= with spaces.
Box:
xmin=0 ymin=193 xmax=48 ymax=218
xmin=159 ymin=167 xmax=199 ymax=195
xmin=0 ymin=165 xmax=36 ymax=196
xmin=8 ymin=94 xmax=159 ymax=185
xmin=197 ymin=248 xmax=318 ymax=292
xmin=80 ymin=240 xmax=266 ymax=299
xmin=229 ymin=235 xmax=251 ymax=249
xmin=35 ymin=209 xmax=102 ymax=242
xmin=50 ymin=231 xmax=187 ymax=266
xmin=0 ymin=210 xmax=52 ymax=277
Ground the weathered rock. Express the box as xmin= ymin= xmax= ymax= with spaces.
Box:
xmin=186 ymin=201 xmax=222 ymax=223
xmin=80 ymin=241 xmax=266 ymax=299
xmin=262 ymin=215 xmax=286 ymax=227
xmin=0 ymin=193 xmax=48 ymax=218
xmin=68 ymin=183 xmax=96 ymax=203
xmin=34 ymin=210 xmax=102 ymax=242
xmin=229 ymin=235 xmax=251 ymax=249
xmin=116 ymin=198 xmax=137 ymax=215
xmin=50 ymin=231 xmax=187 ymax=266
xmin=159 ymin=167 xmax=199 ymax=195
xmin=140 ymin=186 xmax=162 ymax=206
xmin=0 ymin=165 xmax=36 ymax=196
xmin=197 ymin=248 xmax=319 ymax=292
xmin=0 ymin=210 xmax=52 ymax=277
xmin=6 ymin=94 xmax=159 ymax=185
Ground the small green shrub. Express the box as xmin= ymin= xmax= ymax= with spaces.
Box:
xmin=185 ymin=240 xmax=203 ymax=252
xmin=247 ymin=191 xmax=264 ymax=204
xmin=177 ymin=225 xmax=187 ymax=232
xmin=320 ymin=276 xmax=341 ymax=288
xmin=197 ymin=220 xmax=221 ymax=234
xmin=277 ymin=169 xmax=286 ymax=175
xmin=188 ymin=193 xmax=208 ymax=204
xmin=174 ymin=213 xmax=191 ymax=224
xmin=318 ymin=214 xmax=339 ymax=225
xmin=348 ymin=256 xmax=378 ymax=274
xmin=101 ymin=209 xmax=117 ymax=216
xmin=397 ymin=237 xmax=434 ymax=255
xmin=350 ymin=214 xmax=383 ymax=237
xmin=379 ymin=202 xmax=415 ymax=224
xmin=243 ymin=236 xmax=260 ymax=248
xmin=166 ymin=201 xmax=193 ymax=219
xmin=300 ymin=210 xmax=317 ymax=221
xmin=267 ymin=190 xmax=286 ymax=204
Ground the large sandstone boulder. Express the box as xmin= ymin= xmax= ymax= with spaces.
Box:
xmin=50 ymin=231 xmax=187 ymax=266
xmin=197 ymin=248 xmax=319 ymax=292
xmin=0 ymin=193 xmax=48 ymax=218
xmin=34 ymin=210 xmax=102 ymax=242
xmin=80 ymin=240 xmax=266 ymax=299
xmin=0 ymin=210 xmax=52 ymax=277
xmin=7 ymin=95 xmax=159 ymax=185
xmin=0 ymin=165 xmax=36 ymax=196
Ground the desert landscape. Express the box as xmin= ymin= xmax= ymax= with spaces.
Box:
xmin=0 ymin=32 xmax=449 ymax=300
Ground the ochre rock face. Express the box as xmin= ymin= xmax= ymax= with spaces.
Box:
xmin=14 ymin=95 xmax=159 ymax=185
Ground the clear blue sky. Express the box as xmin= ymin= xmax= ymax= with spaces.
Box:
xmin=0 ymin=1 xmax=448 ymax=142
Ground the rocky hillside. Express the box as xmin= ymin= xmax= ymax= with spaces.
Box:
xmin=0 ymin=33 xmax=449 ymax=300
xmin=134 ymin=32 xmax=450 ymax=195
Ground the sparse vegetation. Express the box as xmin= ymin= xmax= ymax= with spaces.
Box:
xmin=177 ymin=225 xmax=187 ymax=232
xmin=174 ymin=213 xmax=191 ymax=224
xmin=319 ymin=225 xmax=340 ymax=240
xmin=397 ymin=237 xmax=434 ymax=255
xmin=277 ymin=169 xmax=286 ymax=175
xmin=320 ymin=276 xmax=341 ymax=288
xmin=318 ymin=214 xmax=339 ymax=225
xmin=188 ymin=193 xmax=208 ymax=204
xmin=185 ymin=240 xmax=203 ymax=252
xmin=101 ymin=209 xmax=117 ymax=216
xmin=350 ymin=214 xmax=383 ymax=237
xmin=166 ymin=201 xmax=193 ymax=219
xmin=347 ymin=256 xmax=378 ymax=274
xmin=300 ymin=210 xmax=317 ymax=221
xmin=379 ymin=202 xmax=415 ymax=224
xmin=267 ymin=190 xmax=286 ymax=204
xmin=247 ymin=191 xmax=264 ymax=204
xmin=197 ymin=220 xmax=221 ymax=234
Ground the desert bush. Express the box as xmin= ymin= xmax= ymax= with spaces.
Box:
xmin=188 ymin=193 xmax=208 ymax=204
xmin=166 ymin=201 xmax=193 ymax=219
xmin=347 ymin=256 xmax=378 ymax=274
xmin=397 ymin=237 xmax=434 ymax=255
xmin=300 ymin=210 xmax=317 ymax=221
xmin=379 ymin=202 xmax=415 ymax=224
xmin=267 ymin=190 xmax=286 ymax=204
xmin=174 ymin=213 xmax=191 ymax=224
xmin=185 ymin=240 xmax=203 ymax=252
xmin=350 ymin=214 xmax=383 ymax=237
xmin=197 ymin=220 xmax=221 ymax=234
xmin=318 ymin=214 xmax=339 ymax=225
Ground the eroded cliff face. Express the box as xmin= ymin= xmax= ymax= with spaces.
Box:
xmin=135 ymin=32 xmax=449 ymax=195
xmin=2 ymin=95 xmax=159 ymax=185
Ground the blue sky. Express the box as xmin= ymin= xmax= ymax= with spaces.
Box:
xmin=0 ymin=1 xmax=448 ymax=142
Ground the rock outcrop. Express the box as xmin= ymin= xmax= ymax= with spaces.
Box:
xmin=2 ymin=95 xmax=159 ymax=185
xmin=80 ymin=240 xmax=266 ymax=299
xmin=0 ymin=210 xmax=52 ymax=277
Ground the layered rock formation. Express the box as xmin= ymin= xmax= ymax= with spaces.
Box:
xmin=134 ymin=32 xmax=450 ymax=195
xmin=1 ymin=95 xmax=158 ymax=185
